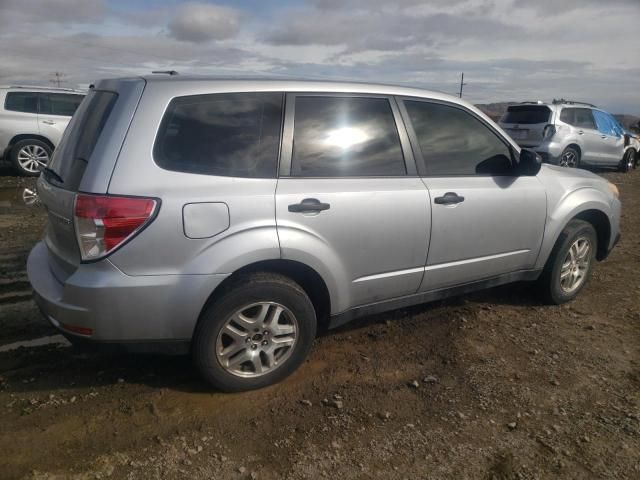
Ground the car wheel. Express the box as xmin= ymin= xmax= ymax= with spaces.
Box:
xmin=10 ymin=139 xmax=52 ymax=176
xmin=619 ymin=149 xmax=635 ymax=173
xmin=192 ymin=272 xmax=317 ymax=392
xmin=539 ymin=219 xmax=597 ymax=305
xmin=558 ymin=146 xmax=580 ymax=168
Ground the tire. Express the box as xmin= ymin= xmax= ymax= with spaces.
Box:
xmin=538 ymin=219 xmax=597 ymax=305
xmin=10 ymin=139 xmax=52 ymax=176
xmin=619 ymin=149 xmax=635 ymax=173
xmin=558 ymin=146 xmax=580 ymax=168
xmin=192 ymin=272 xmax=317 ymax=392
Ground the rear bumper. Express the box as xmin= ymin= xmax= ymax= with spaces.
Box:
xmin=532 ymin=141 xmax=565 ymax=164
xmin=27 ymin=241 xmax=229 ymax=348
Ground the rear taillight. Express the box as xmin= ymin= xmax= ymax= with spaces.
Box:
xmin=543 ymin=124 xmax=557 ymax=139
xmin=74 ymin=194 xmax=158 ymax=261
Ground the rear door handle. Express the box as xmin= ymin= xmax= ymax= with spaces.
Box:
xmin=577 ymin=130 xmax=584 ymax=135
xmin=434 ymin=192 xmax=465 ymax=205
xmin=288 ymin=198 xmax=331 ymax=213
xmin=42 ymin=120 xmax=55 ymax=125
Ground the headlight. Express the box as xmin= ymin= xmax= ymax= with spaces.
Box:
xmin=608 ymin=182 xmax=619 ymax=198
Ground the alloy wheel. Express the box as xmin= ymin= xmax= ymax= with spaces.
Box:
xmin=559 ymin=150 xmax=578 ymax=168
xmin=559 ymin=236 xmax=591 ymax=293
xmin=17 ymin=145 xmax=49 ymax=173
xmin=216 ymin=302 xmax=298 ymax=378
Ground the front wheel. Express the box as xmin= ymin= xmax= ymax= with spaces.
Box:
xmin=538 ymin=220 xmax=597 ymax=304
xmin=558 ymin=146 xmax=580 ymax=168
xmin=619 ymin=149 xmax=635 ymax=173
xmin=192 ymin=272 xmax=317 ymax=392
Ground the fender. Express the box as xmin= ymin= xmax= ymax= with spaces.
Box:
xmin=535 ymin=186 xmax=614 ymax=270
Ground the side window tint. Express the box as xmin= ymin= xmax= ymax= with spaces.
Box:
xmin=4 ymin=92 xmax=38 ymax=113
xmin=573 ymin=108 xmax=596 ymax=129
xmin=559 ymin=108 xmax=575 ymax=125
xmin=154 ymin=92 xmax=283 ymax=178
xmin=44 ymin=94 xmax=84 ymax=116
xmin=291 ymin=96 xmax=406 ymax=177
xmin=404 ymin=100 xmax=513 ymax=176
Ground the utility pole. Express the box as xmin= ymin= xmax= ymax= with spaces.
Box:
xmin=50 ymin=72 xmax=65 ymax=87
xmin=459 ymin=72 xmax=466 ymax=98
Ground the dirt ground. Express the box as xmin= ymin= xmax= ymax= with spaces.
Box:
xmin=0 ymin=165 xmax=638 ymax=480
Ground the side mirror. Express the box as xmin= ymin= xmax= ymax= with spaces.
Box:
xmin=516 ymin=149 xmax=542 ymax=176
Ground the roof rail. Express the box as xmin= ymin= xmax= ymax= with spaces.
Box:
xmin=519 ymin=100 xmax=545 ymax=105
xmin=552 ymin=98 xmax=597 ymax=108
xmin=151 ymin=70 xmax=179 ymax=76
xmin=0 ymin=85 xmax=85 ymax=93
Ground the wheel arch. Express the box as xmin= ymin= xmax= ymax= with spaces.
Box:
xmin=8 ymin=134 xmax=55 ymax=151
xmin=572 ymin=209 xmax=611 ymax=260
xmin=198 ymin=259 xmax=332 ymax=332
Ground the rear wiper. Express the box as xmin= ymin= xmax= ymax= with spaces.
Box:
xmin=42 ymin=166 xmax=64 ymax=184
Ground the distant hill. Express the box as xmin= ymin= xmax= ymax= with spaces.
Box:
xmin=476 ymin=102 xmax=640 ymax=132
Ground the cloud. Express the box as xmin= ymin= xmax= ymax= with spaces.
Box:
xmin=168 ymin=2 xmax=241 ymax=43
xmin=0 ymin=0 xmax=106 ymax=26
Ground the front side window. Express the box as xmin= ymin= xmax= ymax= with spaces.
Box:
xmin=40 ymin=94 xmax=84 ymax=116
xmin=404 ymin=100 xmax=513 ymax=176
xmin=291 ymin=96 xmax=406 ymax=177
xmin=593 ymin=110 xmax=619 ymax=136
xmin=4 ymin=92 xmax=38 ymax=113
xmin=154 ymin=92 xmax=283 ymax=178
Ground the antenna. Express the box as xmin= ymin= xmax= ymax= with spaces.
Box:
xmin=50 ymin=71 xmax=66 ymax=87
xmin=459 ymin=72 xmax=467 ymax=98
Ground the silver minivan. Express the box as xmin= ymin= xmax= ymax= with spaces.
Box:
xmin=28 ymin=77 xmax=621 ymax=391
xmin=0 ymin=86 xmax=85 ymax=175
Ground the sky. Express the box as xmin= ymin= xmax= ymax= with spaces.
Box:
xmin=1 ymin=0 xmax=639 ymax=113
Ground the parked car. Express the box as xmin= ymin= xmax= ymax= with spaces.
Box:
xmin=28 ymin=77 xmax=621 ymax=391
xmin=499 ymin=100 xmax=634 ymax=172
xmin=0 ymin=85 xmax=85 ymax=176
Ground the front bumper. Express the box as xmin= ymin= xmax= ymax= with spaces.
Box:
xmin=27 ymin=241 xmax=228 ymax=347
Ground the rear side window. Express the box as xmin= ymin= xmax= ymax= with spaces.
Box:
xmin=404 ymin=100 xmax=513 ymax=176
xmin=154 ymin=92 xmax=283 ymax=178
xmin=4 ymin=92 xmax=38 ymax=113
xmin=560 ymin=108 xmax=596 ymax=129
xmin=291 ymin=96 xmax=405 ymax=177
xmin=40 ymin=93 xmax=84 ymax=116
xmin=48 ymin=90 xmax=118 ymax=191
xmin=501 ymin=106 xmax=551 ymax=124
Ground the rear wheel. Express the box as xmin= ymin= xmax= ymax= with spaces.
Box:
xmin=619 ymin=149 xmax=635 ymax=173
xmin=192 ymin=272 xmax=317 ymax=392
xmin=538 ymin=219 xmax=597 ymax=304
xmin=10 ymin=139 xmax=51 ymax=176
xmin=558 ymin=146 xmax=580 ymax=168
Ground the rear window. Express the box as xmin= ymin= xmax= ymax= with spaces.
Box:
xmin=501 ymin=106 xmax=551 ymax=124
xmin=40 ymin=93 xmax=84 ymax=116
xmin=4 ymin=92 xmax=38 ymax=113
xmin=154 ymin=92 xmax=284 ymax=178
xmin=47 ymin=90 xmax=118 ymax=190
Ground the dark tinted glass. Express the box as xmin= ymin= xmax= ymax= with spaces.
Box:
xmin=48 ymin=90 xmax=117 ymax=191
xmin=559 ymin=108 xmax=575 ymax=125
xmin=291 ymin=96 xmax=405 ymax=177
xmin=501 ymin=105 xmax=550 ymax=124
xmin=405 ymin=100 xmax=513 ymax=176
xmin=4 ymin=92 xmax=38 ymax=113
xmin=40 ymin=93 xmax=84 ymax=116
xmin=154 ymin=92 xmax=283 ymax=178
xmin=573 ymin=108 xmax=596 ymax=129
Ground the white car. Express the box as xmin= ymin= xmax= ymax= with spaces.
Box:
xmin=0 ymin=86 xmax=85 ymax=175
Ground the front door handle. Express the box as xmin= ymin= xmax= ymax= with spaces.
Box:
xmin=577 ymin=130 xmax=584 ymax=135
xmin=42 ymin=120 xmax=56 ymax=125
xmin=434 ymin=192 xmax=465 ymax=205
xmin=288 ymin=198 xmax=331 ymax=213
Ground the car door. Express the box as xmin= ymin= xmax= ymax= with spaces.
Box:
xmin=560 ymin=108 xmax=601 ymax=164
xmin=37 ymin=93 xmax=84 ymax=147
xmin=275 ymin=93 xmax=431 ymax=313
xmin=592 ymin=110 xmax=624 ymax=166
xmin=398 ymin=98 xmax=547 ymax=292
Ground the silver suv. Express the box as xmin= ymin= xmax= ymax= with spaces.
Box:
xmin=499 ymin=100 xmax=635 ymax=172
xmin=27 ymin=77 xmax=621 ymax=391
xmin=0 ymin=86 xmax=85 ymax=176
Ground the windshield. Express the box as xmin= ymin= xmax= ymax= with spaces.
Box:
xmin=501 ymin=106 xmax=551 ymax=125
xmin=48 ymin=90 xmax=118 ymax=191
